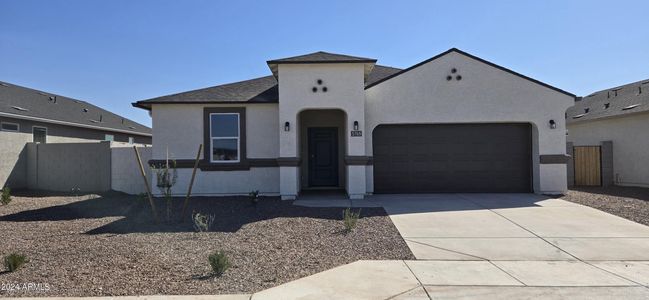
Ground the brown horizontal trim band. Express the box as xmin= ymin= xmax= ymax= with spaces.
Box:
xmin=276 ymin=157 xmax=301 ymax=167
xmin=344 ymin=156 xmax=373 ymax=165
xmin=148 ymin=158 xmax=278 ymax=171
xmin=540 ymin=154 xmax=571 ymax=164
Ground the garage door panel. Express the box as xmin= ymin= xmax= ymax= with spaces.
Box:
xmin=373 ymin=123 xmax=532 ymax=193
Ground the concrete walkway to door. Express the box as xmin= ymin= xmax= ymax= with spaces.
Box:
xmin=280 ymin=193 xmax=649 ymax=299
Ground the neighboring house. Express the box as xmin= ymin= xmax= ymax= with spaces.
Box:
xmin=133 ymin=48 xmax=575 ymax=199
xmin=566 ymin=79 xmax=649 ymax=188
xmin=0 ymin=81 xmax=152 ymax=188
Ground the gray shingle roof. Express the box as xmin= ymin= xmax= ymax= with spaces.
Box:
xmin=0 ymin=81 xmax=151 ymax=135
xmin=567 ymin=79 xmax=649 ymax=124
xmin=266 ymin=51 xmax=377 ymax=64
xmin=134 ymin=64 xmax=401 ymax=109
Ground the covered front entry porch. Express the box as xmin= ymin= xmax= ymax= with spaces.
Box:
xmin=278 ymin=108 xmax=367 ymax=200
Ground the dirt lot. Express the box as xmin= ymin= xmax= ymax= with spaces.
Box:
xmin=0 ymin=192 xmax=413 ymax=297
xmin=562 ymin=186 xmax=649 ymax=226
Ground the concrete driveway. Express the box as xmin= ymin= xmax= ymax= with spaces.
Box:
xmin=277 ymin=193 xmax=649 ymax=299
xmin=374 ymin=193 xmax=649 ymax=261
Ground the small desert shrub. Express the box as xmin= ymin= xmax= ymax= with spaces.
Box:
xmin=4 ymin=253 xmax=27 ymax=272
xmin=208 ymin=251 xmax=230 ymax=276
xmin=342 ymin=207 xmax=361 ymax=233
xmin=249 ymin=190 xmax=260 ymax=205
xmin=192 ymin=211 xmax=215 ymax=232
xmin=1 ymin=187 xmax=11 ymax=205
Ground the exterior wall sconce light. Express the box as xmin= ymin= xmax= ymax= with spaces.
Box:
xmin=353 ymin=121 xmax=359 ymax=131
xmin=549 ymin=119 xmax=556 ymax=129
xmin=284 ymin=121 xmax=290 ymax=132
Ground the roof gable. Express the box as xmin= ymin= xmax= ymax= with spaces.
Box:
xmin=365 ymin=48 xmax=576 ymax=99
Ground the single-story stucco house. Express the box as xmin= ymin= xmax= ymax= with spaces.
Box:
xmin=133 ymin=48 xmax=576 ymax=199
xmin=0 ymin=81 xmax=152 ymax=189
xmin=566 ymin=79 xmax=649 ymax=188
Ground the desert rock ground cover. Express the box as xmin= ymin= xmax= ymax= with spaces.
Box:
xmin=0 ymin=191 xmax=413 ymax=297
xmin=562 ymin=186 xmax=649 ymax=226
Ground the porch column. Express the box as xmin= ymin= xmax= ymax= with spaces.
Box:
xmin=346 ymin=110 xmax=366 ymax=199
xmin=278 ymin=113 xmax=299 ymax=200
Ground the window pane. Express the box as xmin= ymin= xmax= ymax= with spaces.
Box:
xmin=211 ymin=114 xmax=239 ymax=137
xmin=212 ymin=138 xmax=239 ymax=161
xmin=105 ymin=134 xmax=114 ymax=142
xmin=1 ymin=123 xmax=18 ymax=131
xmin=33 ymin=127 xmax=46 ymax=144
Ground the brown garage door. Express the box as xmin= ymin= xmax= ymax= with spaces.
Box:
xmin=373 ymin=123 xmax=532 ymax=193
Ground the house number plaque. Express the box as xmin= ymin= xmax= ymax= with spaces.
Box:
xmin=351 ymin=130 xmax=363 ymax=137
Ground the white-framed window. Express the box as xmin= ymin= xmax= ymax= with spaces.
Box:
xmin=128 ymin=137 xmax=134 ymax=144
xmin=209 ymin=113 xmax=240 ymax=162
xmin=105 ymin=134 xmax=114 ymax=142
xmin=33 ymin=126 xmax=47 ymax=143
xmin=1 ymin=122 xmax=19 ymax=132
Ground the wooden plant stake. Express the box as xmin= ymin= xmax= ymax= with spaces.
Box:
xmin=133 ymin=146 xmax=160 ymax=224
xmin=180 ymin=144 xmax=202 ymax=222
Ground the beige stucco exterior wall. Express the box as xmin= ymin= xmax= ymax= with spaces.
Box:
xmin=151 ymin=103 xmax=280 ymax=195
xmin=567 ymin=112 xmax=649 ymax=187
xmin=277 ymin=63 xmax=367 ymax=199
xmin=365 ymin=51 xmax=574 ymax=194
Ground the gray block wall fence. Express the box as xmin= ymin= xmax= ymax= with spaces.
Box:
xmin=566 ymin=142 xmax=574 ymax=187
xmin=17 ymin=142 xmax=151 ymax=194
xmin=27 ymin=142 xmax=111 ymax=192
xmin=601 ymin=141 xmax=614 ymax=187
xmin=111 ymin=146 xmax=151 ymax=195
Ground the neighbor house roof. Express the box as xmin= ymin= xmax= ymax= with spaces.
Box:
xmin=567 ymin=78 xmax=649 ymax=124
xmin=0 ymin=81 xmax=151 ymax=136
xmin=133 ymin=64 xmax=401 ymax=110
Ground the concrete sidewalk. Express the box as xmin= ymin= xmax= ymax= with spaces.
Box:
xmin=252 ymin=260 xmax=649 ymax=299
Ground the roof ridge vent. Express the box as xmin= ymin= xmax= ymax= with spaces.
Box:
xmin=622 ymin=104 xmax=641 ymax=110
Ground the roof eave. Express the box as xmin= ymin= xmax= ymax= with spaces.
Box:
xmin=267 ymin=59 xmax=378 ymax=79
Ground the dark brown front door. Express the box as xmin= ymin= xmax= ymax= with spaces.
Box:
xmin=373 ymin=123 xmax=532 ymax=193
xmin=308 ymin=127 xmax=338 ymax=187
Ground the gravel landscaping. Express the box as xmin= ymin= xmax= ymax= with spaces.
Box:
xmin=562 ymin=186 xmax=649 ymax=226
xmin=0 ymin=191 xmax=413 ymax=297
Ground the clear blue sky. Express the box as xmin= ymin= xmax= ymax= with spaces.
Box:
xmin=2 ymin=0 xmax=648 ymax=127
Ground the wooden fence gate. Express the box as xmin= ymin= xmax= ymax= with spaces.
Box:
xmin=573 ymin=146 xmax=602 ymax=186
